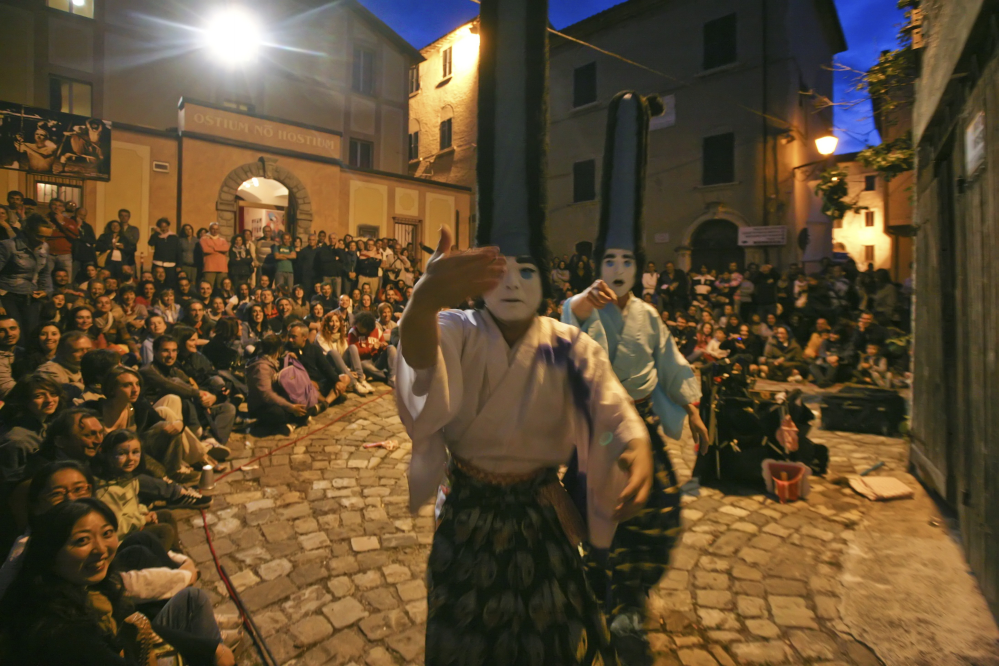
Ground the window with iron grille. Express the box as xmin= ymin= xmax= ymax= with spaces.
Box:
xmin=703 ymin=14 xmax=737 ymax=70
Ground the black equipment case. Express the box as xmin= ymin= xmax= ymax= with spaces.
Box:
xmin=819 ymin=386 xmax=906 ymax=436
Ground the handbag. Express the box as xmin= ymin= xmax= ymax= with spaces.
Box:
xmin=96 ymin=249 xmax=110 ymax=267
xmin=277 ymin=354 xmax=319 ymax=408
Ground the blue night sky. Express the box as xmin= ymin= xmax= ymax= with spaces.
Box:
xmin=357 ymin=0 xmax=905 ymax=153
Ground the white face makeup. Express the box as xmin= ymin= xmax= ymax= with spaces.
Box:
xmin=483 ymin=256 xmax=543 ymax=323
xmin=601 ymin=249 xmax=637 ymax=298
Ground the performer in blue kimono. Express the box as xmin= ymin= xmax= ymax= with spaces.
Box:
xmin=396 ymin=5 xmax=654 ymax=665
xmin=563 ymin=92 xmax=711 ymax=664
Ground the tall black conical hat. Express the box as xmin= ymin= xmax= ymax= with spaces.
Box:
xmin=475 ymin=0 xmax=549 ymax=268
xmin=594 ymin=92 xmax=664 ymax=273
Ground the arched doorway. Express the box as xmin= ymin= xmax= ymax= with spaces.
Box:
xmin=237 ymin=177 xmax=288 ymax=237
xmin=216 ymin=157 xmax=313 ymax=237
xmin=691 ymin=219 xmax=745 ymax=272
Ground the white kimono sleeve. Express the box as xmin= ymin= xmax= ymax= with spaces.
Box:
xmin=395 ymin=309 xmax=467 ymax=513
xmin=561 ymin=295 xmax=611 ymax=355
xmin=570 ymin=331 xmax=647 ymax=548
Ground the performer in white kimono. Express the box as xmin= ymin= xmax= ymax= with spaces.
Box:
xmin=396 ymin=3 xmax=654 ymax=664
xmin=563 ymin=92 xmax=710 ymax=664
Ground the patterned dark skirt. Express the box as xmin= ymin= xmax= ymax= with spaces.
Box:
xmin=582 ymin=399 xmax=683 ymax=617
xmin=426 ymin=463 xmax=619 ymax=666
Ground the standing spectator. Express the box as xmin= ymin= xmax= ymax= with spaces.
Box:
xmin=147 ymin=217 xmax=181 ymax=287
xmin=273 ymin=232 xmax=296 ymax=294
xmin=254 ymin=226 xmax=276 ymax=285
xmin=199 ymin=222 xmax=230 ymax=288
xmin=176 ymin=224 xmax=198 ymax=284
xmin=117 ymin=208 xmax=140 ymax=268
xmin=70 ymin=206 xmax=97 ymax=281
xmin=658 ymin=262 xmax=688 ymax=313
xmin=870 ymin=269 xmax=898 ymax=325
xmin=315 ymin=234 xmax=344 ymax=297
xmin=45 ymin=198 xmax=77 ymax=278
xmin=0 ymin=316 xmax=22 ymax=398
xmin=228 ymin=234 xmax=253 ymax=287
xmin=343 ymin=240 xmax=358 ymax=295
xmin=296 ymin=233 xmax=319 ymax=293
xmin=0 ymin=214 xmax=53 ymax=333
xmin=641 ymin=262 xmax=659 ymax=303
xmin=689 ymin=264 xmax=715 ymax=302
xmin=355 ymin=239 xmax=381 ymax=296
xmin=753 ymin=264 xmax=778 ymax=316
xmin=736 ymin=271 xmax=755 ymax=321
xmin=96 ymin=220 xmax=132 ymax=280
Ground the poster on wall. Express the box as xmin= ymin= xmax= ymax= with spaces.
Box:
xmin=0 ymin=101 xmax=112 ymax=180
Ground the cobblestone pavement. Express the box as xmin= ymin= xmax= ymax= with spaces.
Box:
xmin=174 ymin=385 xmax=984 ymax=666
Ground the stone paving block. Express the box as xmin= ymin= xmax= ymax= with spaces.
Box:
xmin=674 ymin=636 xmax=704 ymax=647
xmin=328 ymin=575 xmax=355 ymax=598
xmin=228 ymin=568 xmax=260 ymax=592
xmin=359 ymin=609 xmax=411 ymax=640
xmin=736 ymin=595 xmax=768 ymax=618
xmin=299 ymin=531 xmax=331 ymax=550
xmin=706 ymin=631 xmax=741 ymax=643
xmin=708 ymin=644 xmax=737 ymax=666
xmin=396 ymin=579 xmax=427 ymax=602
xmin=671 ymin=548 xmax=700 ymax=571
xmin=382 ymin=563 xmax=412 ymax=583
xmin=696 ymin=608 xmax=740 ymax=630
xmin=382 ymin=532 xmax=419 ymax=548
xmin=730 ymin=640 xmax=793 ymax=664
xmin=241 ymin=576 xmax=298 ymax=611
xmin=283 ymin=585 xmax=333 ymax=622
xmin=745 ymin=619 xmax=781 ymax=638
xmin=814 ymin=595 xmax=840 ymax=619
xmin=695 ymin=590 xmax=733 ymax=609
xmin=290 ymin=561 xmax=328 ymax=587
xmin=305 ymin=628 xmax=366 ymax=665
xmin=769 ymin=595 xmax=818 ymax=628
xmin=364 ymin=586 xmax=401 ymax=611
xmin=718 ymin=505 xmax=750 ymax=517
xmin=764 ymin=578 xmax=808 ymax=596
xmin=262 ymin=521 xmax=295 ymax=543
xmin=747 ymin=534 xmax=783 ymax=551
xmin=365 ymin=646 xmax=399 ymax=666
xmin=405 ymin=600 xmax=428 ymax=624
xmin=788 ymin=629 xmax=840 ymax=660
xmin=730 ymin=521 xmax=760 ymax=534
xmin=659 ymin=569 xmax=689 ymax=590
xmin=353 ymin=569 xmax=384 ymax=590
xmin=255 ymin=609 xmax=288 ymax=637
xmin=708 ymin=531 xmax=751 ymax=556
xmin=323 ymin=596 xmax=370 ymax=629
xmin=731 ymin=564 xmax=763 ymax=581
xmin=677 ymin=647 xmax=719 ymax=665
xmin=693 ymin=571 xmax=730 ymax=590
xmin=737 ymin=547 xmax=770 ymax=566
xmin=385 ymin=625 xmax=426 ymax=661
xmin=290 ymin=615 xmax=334 ymax=647
xmin=351 ymin=536 xmax=380 ymax=552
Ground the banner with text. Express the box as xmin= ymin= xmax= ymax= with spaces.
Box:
xmin=0 ymin=101 xmax=112 ymax=180
xmin=738 ymin=226 xmax=788 ymax=247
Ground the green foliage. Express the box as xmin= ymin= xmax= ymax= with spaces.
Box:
xmin=814 ymin=168 xmax=860 ymax=221
xmin=857 ymin=132 xmax=915 ymax=182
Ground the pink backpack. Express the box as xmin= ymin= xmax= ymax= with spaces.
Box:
xmin=277 ymin=354 xmax=319 ymax=408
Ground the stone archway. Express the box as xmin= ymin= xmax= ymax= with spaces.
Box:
xmin=216 ymin=156 xmax=313 ymax=237
xmin=675 ymin=203 xmax=764 ymax=271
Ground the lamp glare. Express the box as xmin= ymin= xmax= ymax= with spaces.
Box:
xmin=815 ymin=135 xmax=839 ymax=156
xmin=205 ymin=9 xmax=262 ymax=66
xmin=71 ymin=0 xmax=85 ymax=6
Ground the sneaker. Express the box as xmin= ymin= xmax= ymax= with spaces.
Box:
xmin=281 ymin=423 xmax=296 ymax=436
xmin=215 ymin=614 xmax=242 ymax=630
xmin=166 ymin=488 xmax=213 ymax=510
xmin=354 ymin=382 xmax=371 ymax=395
xmin=206 ymin=444 xmax=231 ymax=462
xmin=361 ymin=381 xmax=375 ymax=394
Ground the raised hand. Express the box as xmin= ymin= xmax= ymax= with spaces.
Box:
xmin=414 ymin=226 xmax=505 ymax=311
xmin=571 ymin=279 xmax=618 ymax=322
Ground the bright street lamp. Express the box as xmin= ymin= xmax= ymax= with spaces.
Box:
xmin=204 ymin=8 xmax=262 ymax=66
xmin=815 ymin=135 xmax=839 ymax=156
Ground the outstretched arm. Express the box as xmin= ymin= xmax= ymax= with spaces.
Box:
xmin=399 ymin=226 xmax=504 ymax=369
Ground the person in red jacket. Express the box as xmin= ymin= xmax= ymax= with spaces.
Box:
xmin=346 ymin=310 xmax=395 ymax=387
xmin=199 ymin=222 xmax=230 ymax=289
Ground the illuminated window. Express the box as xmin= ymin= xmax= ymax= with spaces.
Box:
xmin=573 ymin=63 xmax=597 ymax=108
xmin=704 ymin=14 xmax=737 ymax=70
xmin=864 ymin=245 xmax=875 ymax=263
xmin=47 ymin=0 xmax=94 ymax=19
xmin=573 ymin=159 xmax=596 ymax=203
xmin=408 ymin=132 xmax=419 ymax=161
xmin=349 ymin=139 xmax=374 ymax=169
xmin=442 ymin=47 xmax=453 ymax=79
xmin=352 ymin=47 xmax=375 ymax=95
xmin=865 ymin=210 xmax=875 ymax=227
xmin=408 ymin=66 xmax=420 ymax=94
xmin=36 ymin=181 xmax=83 ymax=207
xmin=439 ymin=119 xmax=453 ymax=150
xmin=49 ymin=77 xmax=92 ymax=116
xmin=222 ymin=99 xmax=255 ymax=113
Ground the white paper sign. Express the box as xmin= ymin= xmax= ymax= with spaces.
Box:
xmin=654 ymin=232 xmax=670 ymax=244
xmin=738 ymin=226 xmax=787 ymax=247
xmin=966 ymin=111 xmax=986 ymax=175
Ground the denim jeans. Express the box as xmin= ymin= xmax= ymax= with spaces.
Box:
xmin=275 ymin=271 xmax=294 ymax=293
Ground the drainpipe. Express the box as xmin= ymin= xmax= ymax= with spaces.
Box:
xmin=761 ymin=0 xmax=770 ymax=264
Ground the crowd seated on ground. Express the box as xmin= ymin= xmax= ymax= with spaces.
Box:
xmin=0 ymin=196 xmax=413 ymax=661
xmin=547 ymin=246 xmax=911 ymax=390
